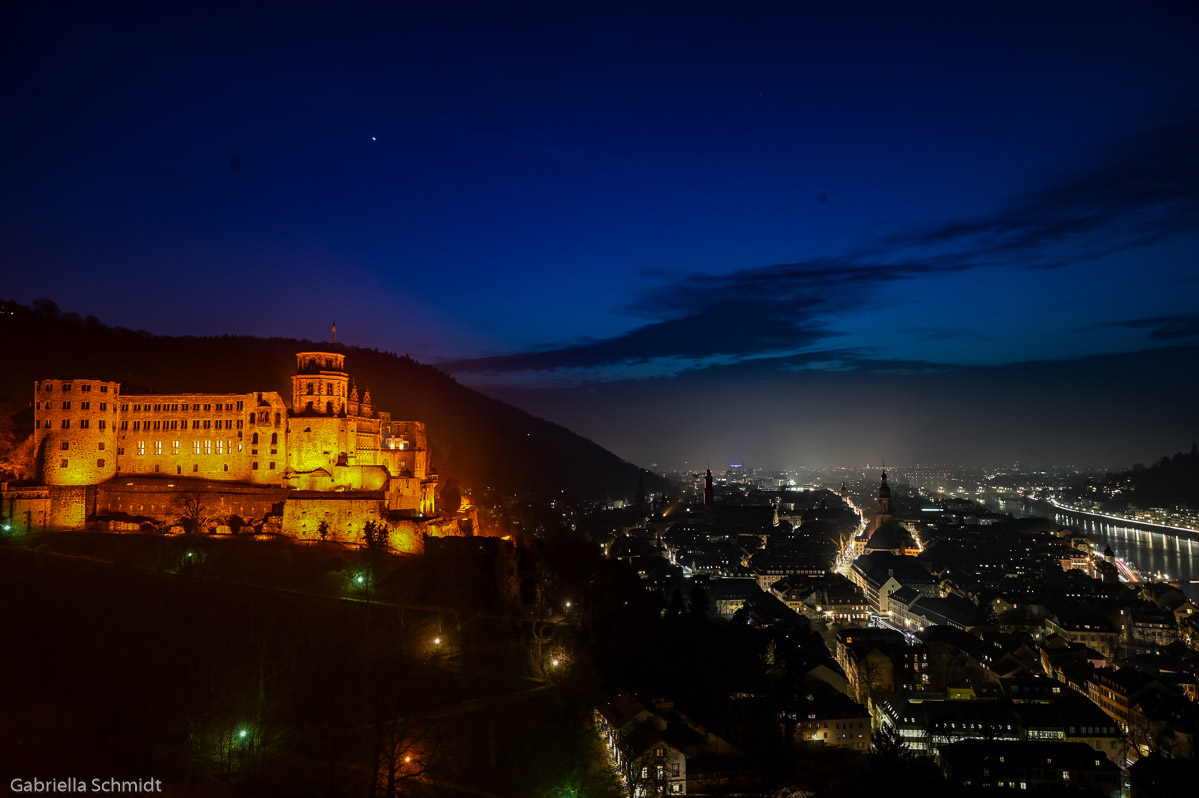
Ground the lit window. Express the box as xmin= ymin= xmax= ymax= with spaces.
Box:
xmin=204 ymin=440 xmax=212 ymax=455
xmin=193 ymin=441 xmax=201 ymax=455
xmin=172 ymin=441 xmax=180 ymax=455
xmin=216 ymin=440 xmax=224 ymax=455
xmin=154 ymin=441 xmax=162 ymax=455
xmin=137 ymin=441 xmax=145 ymax=455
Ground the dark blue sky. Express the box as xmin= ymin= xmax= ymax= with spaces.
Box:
xmin=4 ymin=1 xmax=1197 ymax=468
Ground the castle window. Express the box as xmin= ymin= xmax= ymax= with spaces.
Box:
xmin=82 ymin=384 xmax=91 ymax=392
xmin=181 ymin=403 xmax=189 ymax=411
xmin=236 ymin=401 xmax=243 ymax=411
xmin=193 ymin=441 xmax=201 ymax=455
xmin=44 ymin=384 xmax=53 ymax=392
xmin=275 ymin=412 xmax=281 ymax=424
xmin=152 ymin=421 xmax=160 ymax=430
xmin=225 ymin=419 xmax=232 ymax=429
xmin=117 ymin=447 xmax=124 ymax=455
xmin=253 ymin=462 xmax=259 ymax=470
xmin=154 ymin=404 xmax=161 ymax=412
xmin=307 ymin=382 xmax=314 ymax=395
xmin=203 ymin=404 xmax=211 ymax=412
xmin=61 ymin=459 xmax=68 ymax=468
xmin=121 ymin=404 xmax=128 ymax=411
xmin=63 ymin=384 xmax=72 ymax=391
xmin=80 ymin=419 xmax=89 ymax=429
xmin=136 ymin=441 xmax=145 ymax=455
xmin=120 ymin=421 xmax=128 ymax=430
xmin=193 ymin=464 xmax=198 ymax=472
xmin=44 ymin=401 xmax=52 ymax=409
xmin=132 ymin=421 xmax=140 ymax=430
xmin=270 ymin=432 xmax=278 ymax=445
xmin=61 ymin=441 xmax=70 ymax=450
xmin=100 ymin=386 xmax=107 ymax=393
xmin=172 ymin=441 xmax=179 ymax=455
xmin=81 ymin=401 xmax=90 ymax=410
xmin=98 ymin=442 xmax=105 ymax=450
xmin=97 ymin=459 xmax=105 ymax=468
xmin=224 ymin=464 xmax=229 ymax=471
xmin=192 ymin=420 xmax=200 ymax=429
xmin=154 ymin=441 xmax=162 ymax=455
xmin=203 ymin=420 xmax=211 ymax=429
xmin=62 ymin=419 xmax=70 ymax=429
xmin=216 ymin=440 xmax=224 ymax=455
xmin=252 ymin=433 xmax=258 ymax=445
xmin=269 ymin=462 xmax=275 ymax=470
xmin=236 ymin=420 xmax=243 ymax=429
xmin=99 ymin=402 xmax=106 ymax=411
xmin=62 ymin=401 xmax=71 ymax=409
xmin=204 ymin=440 xmax=212 ymax=455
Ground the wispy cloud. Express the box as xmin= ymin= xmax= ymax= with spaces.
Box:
xmin=1091 ymin=313 xmax=1199 ymax=341
xmin=446 ymin=119 xmax=1199 ymax=385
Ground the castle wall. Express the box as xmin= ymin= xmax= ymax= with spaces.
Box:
xmin=283 ymin=492 xmax=387 ymax=545
xmin=96 ymin=480 xmax=287 ymax=527
xmin=34 ymin=379 xmax=121 ymax=485
xmin=48 ymin=485 xmax=93 ymax=529
xmin=1 ymin=484 xmax=52 ymax=533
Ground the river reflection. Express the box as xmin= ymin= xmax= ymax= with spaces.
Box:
xmin=985 ymin=498 xmax=1199 ymax=602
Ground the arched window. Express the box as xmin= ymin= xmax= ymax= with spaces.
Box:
xmin=307 ymin=382 xmax=314 ymax=395
xmin=270 ymin=432 xmax=278 ymax=445
xmin=252 ymin=433 xmax=258 ymax=444
xmin=275 ymin=412 xmax=281 ymax=425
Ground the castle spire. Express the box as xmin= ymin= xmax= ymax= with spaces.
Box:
xmin=331 ymin=319 xmax=337 ymax=342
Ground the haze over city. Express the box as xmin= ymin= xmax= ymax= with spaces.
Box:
xmin=4 ymin=0 xmax=1197 ymax=468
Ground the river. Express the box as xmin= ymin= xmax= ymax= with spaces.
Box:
xmin=983 ymin=496 xmax=1199 ymax=602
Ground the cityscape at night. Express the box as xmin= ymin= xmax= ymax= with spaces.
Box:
xmin=2 ymin=1 xmax=1198 ymax=797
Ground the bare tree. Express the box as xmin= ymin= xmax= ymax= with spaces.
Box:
xmin=174 ymin=489 xmax=215 ymax=534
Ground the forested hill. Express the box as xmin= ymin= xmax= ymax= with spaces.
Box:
xmin=1110 ymin=447 xmax=1199 ymax=509
xmin=0 ymin=299 xmax=669 ymax=501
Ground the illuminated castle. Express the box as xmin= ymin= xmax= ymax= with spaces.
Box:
xmin=10 ymin=352 xmax=465 ymax=547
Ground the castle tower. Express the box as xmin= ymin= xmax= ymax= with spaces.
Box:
xmin=33 ymin=378 xmax=121 ymax=485
xmin=877 ymin=469 xmax=895 ymax=525
xmin=292 ymin=352 xmax=349 ymax=416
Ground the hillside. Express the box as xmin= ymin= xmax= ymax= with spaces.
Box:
xmin=0 ymin=299 xmax=669 ymax=501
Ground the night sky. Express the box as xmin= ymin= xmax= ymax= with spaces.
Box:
xmin=4 ymin=1 xmax=1197 ymax=470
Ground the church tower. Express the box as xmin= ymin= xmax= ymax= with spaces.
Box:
xmin=703 ymin=466 xmax=715 ymax=522
xmin=877 ymin=469 xmax=895 ymax=525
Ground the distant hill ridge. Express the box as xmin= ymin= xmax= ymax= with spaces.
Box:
xmin=0 ymin=299 xmax=668 ymax=501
